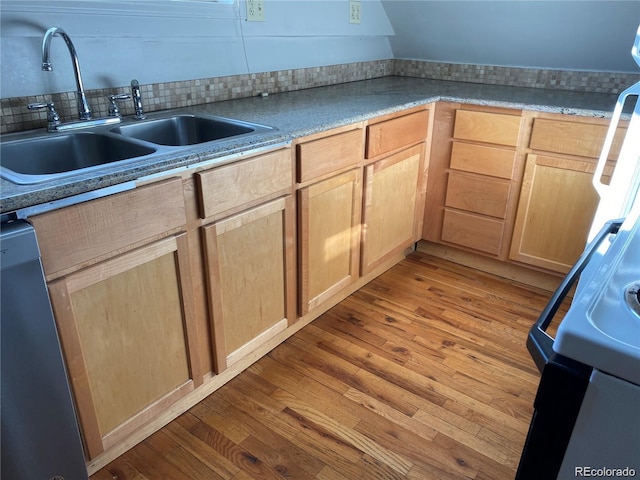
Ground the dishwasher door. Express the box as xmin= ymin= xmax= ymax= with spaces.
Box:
xmin=1 ymin=220 xmax=88 ymax=480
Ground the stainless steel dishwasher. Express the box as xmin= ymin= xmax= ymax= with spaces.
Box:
xmin=1 ymin=219 xmax=88 ymax=480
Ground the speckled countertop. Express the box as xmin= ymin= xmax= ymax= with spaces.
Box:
xmin=1 ymin=76 xmax=623 ymax=214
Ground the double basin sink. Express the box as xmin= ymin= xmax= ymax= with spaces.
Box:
xmin=1 ymin=114 xmax=273 ymax=185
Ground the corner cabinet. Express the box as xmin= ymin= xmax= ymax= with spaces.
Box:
xmin=195 ymin=147 xmax=296 ymax=373
xmin=509 ymin=115 xmax=625 ymax=273
xmin=30 ymin=178 xmax=202 ymax=459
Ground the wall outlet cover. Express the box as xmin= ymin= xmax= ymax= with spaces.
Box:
xmin=350 ymin=0 xmax=361 ymax=24
xmin=247 ymin=0 xmax=265 ymax=22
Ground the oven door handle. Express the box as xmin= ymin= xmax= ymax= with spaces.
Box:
xmin=527 ymin=218 xmax=624 ymax=373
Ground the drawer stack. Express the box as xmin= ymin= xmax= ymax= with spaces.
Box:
xmin=441 ymin=109 xmax=521 ymax=256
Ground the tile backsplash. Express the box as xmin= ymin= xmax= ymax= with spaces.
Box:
xmin=393 ymin=60 xmax=640 ymax=94
xmin=2 ymin=59 xmax=638 ymax=134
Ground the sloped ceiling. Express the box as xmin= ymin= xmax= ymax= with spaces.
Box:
xmin=381 ymin=1 xmax=640 ymax=73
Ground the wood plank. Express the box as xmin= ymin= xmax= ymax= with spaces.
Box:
xmin=91 ymin=252 xmax=549 ymax=480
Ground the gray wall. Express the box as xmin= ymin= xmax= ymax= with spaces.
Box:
xmin=0 ymin=0 xmax=394 ymax=98
xmin=382 ymin=1 xmax=640 ymax=72
xmin=2 ymin=0 xmax=639 ymax=100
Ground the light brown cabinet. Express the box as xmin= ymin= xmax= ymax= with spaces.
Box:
xmin=436 ymin=105 xmax=524 ymax=258
xmin=361 ymin=145 xmax=424 ymax=273
xmin=202 ymin=196 xmax=295 ymax=372
xmin=298 ymin=168 xmax=363 ymax=314
xmin=24 ymin=106 xmax=431 ymax=471
xmin=509 ymin=154 xmax=604 ymax=273
xmin=196 ymin=148 xmax=295 ymax=373
xmin=509 ymin=114 xmax=622 ymax=273
xmin=296 ymin=126 xmax=365 ymax=315
xmin=30 ymin=178 xmax=202 ymax=459
xmin=361 ymin=109 xmax=429 ymax=274
xmin=424 ymin=105 xmax=626 ymax=275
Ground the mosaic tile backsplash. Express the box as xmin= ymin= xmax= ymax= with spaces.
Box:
xmin=2 ymin=59 xmax=639 ymax=134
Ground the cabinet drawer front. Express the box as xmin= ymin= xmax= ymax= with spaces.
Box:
xmin=445 ymin=172 xmax=511 ymax=219
xmin=197 ymin=148 xmax=292 ymax=219
xmin=529 ymin=118 xmax=625 ymax=159
xmin=453 ymin=110 xmax=520 ymax=146
xmin=366 ymin=110 xmax=429 ymax=158
xmin=450 ymin=142 xmax=516 ymax=179
xmin=441 ymin=209 xmax=504 ymax=256
xmin=297 ymin=128 xmax=363 ymax=182
xmin=31 ymin=178 xmax=186 ymax=278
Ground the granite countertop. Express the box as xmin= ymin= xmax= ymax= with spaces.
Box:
xmin=0 ymin=76 xmax=622 ymax=215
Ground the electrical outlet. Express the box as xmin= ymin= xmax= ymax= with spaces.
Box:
xmin=349 ymin=0 xmax=361 ymax=24
xmin=247 ymin=0 xmax=265 ymax=22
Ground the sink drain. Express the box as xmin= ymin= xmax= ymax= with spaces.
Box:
xmin=624 ymin=281 xmax=640 ymax=317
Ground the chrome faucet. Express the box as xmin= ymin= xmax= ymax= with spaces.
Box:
xmin=41 ymin=27 xmax=92 ymax=121
xmin=131 ymin=79 xmax=146 ymax=120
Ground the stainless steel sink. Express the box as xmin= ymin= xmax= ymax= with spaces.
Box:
xmin=1 ymin=113 xmax=274 ymax=186
xmin=0 ymin=132 xmax=156 ymax=185
xmin=111 ymin=114 xmax=270 ymax=146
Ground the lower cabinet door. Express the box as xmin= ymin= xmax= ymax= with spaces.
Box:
xmin=361 ymin=144 xmax=423 ymax=274
xmin=48 ymin=233 xmax=202 ymax=459
xmin=202 ymin=196 xmax=296 ymax=373
xmin=298 ymin=169 xmax=363 ymax=315
xmin=509 ymin=154 xmax=603 ymax=273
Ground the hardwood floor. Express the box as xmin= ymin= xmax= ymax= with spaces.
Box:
xmin=90 ymin=252 xmax=550 ymax=480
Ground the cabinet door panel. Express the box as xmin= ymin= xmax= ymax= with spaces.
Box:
xmin=49 ymin=234 xmax=200 ymax=458
xmin=299 ymin=169 xmax=362 ymax=314
xmin=509 ymin=154 xmax=601 ymax=273
xmin=203 ymin=197 xmax=295 ymax=372
xmin=361 ymin=145 xmax=422 ymax=274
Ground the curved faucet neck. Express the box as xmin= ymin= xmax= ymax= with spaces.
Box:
xmin=42 ymin=27 xmax=92 ymax=121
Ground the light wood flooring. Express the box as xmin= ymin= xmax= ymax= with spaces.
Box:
xmin=90 ymin=251 xmax=551 ymax=480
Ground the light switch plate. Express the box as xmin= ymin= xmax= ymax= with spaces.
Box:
xmin=247 ymin=0 xmax=265 ymax=22
xmin=350 ymin=0 xmax=361 ymax=24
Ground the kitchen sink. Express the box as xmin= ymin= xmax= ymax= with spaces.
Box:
xmin=0 ymin=132 xmax=156 ymax=185
xmin=111 ymin=114 xmax=271 ymax=146
xmin=1 ymin=113 xmax=274 ymax=186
